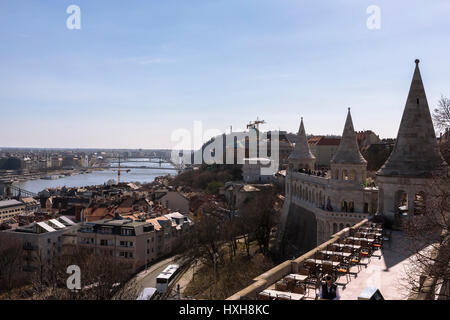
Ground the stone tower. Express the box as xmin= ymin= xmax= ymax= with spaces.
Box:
xmin=377 ymin=59 xmax=447 ymax=222
xmin=330 ymin=108 xmax=368 ymax=184
xmin=288 ymin=117 xmax=316 ymax=171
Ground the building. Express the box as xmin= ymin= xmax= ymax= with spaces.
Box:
xmin=21 ymin=197 xmax=41 ymax=213
xmin=242 ymin=157 xmax=275 ymax=184
xmin=77 ymin=212 xmax=192 ymax=272
xmin=277 ymin=59 xmax=447 ymax=258
xmin=278 ymin=110 xmax=378 ymax=256
xmin=0 ymin=216 xmax=78 ymax=271
xmin=376 ymin=59 xmax=447 ymax=224
xmin=0 ymin=199 xmax=26 ymax=222
xmin=308 ymin=136 xmax=341 ymax=168
xmin=158 ymin=191 xmax=190 ymax=215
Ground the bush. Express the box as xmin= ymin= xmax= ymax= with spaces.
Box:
xmin=206 ymin=181 xmax=224 ymax=194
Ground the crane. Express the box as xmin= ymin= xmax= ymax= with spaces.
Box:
xmin=246 ymin=117 xmax=266 ymax=131
xmin=112 ymin=156 xmax=130 ymax=184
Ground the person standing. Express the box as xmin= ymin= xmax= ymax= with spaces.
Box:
xmin=319 ymin=274 xmax=340 ymax=300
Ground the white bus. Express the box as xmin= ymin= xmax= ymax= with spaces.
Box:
xmin=156 ymin=264 xmax=180 ymax=293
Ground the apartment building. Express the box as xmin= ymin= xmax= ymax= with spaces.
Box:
xmin=0 ymin=216 xmax=79 ymax=271
xmin=77 ymin=212 xmax=192 ymax=272
xmin=0 ymin=199 xmax=26 ymax=222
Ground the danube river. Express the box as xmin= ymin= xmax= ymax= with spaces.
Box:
xmin=13 ymin=158 xmax=176 ymax=194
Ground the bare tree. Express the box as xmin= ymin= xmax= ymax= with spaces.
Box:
xmin=0 ymin=237 xmax=26 ymax=297
xmin=433 ymin=95 xmax=450 ymax=132
xmin=28 ymin=248 xmax=137 ymax=300
xmin=240 ymin=190 xmax=280 ymax=256
xmin=402 ymin=167 xmax=450 ymax=300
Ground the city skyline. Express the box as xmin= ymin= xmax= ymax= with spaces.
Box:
xmin=1 ymin=1 xmax=450 ymax=149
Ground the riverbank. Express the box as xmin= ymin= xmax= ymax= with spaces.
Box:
xmin=0 ymin=167 xmax=105 ymax=183
xmin=10 ymin=159 xmax=178 ymax=194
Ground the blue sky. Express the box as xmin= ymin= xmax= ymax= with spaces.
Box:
xmin=1 ymin=0 xmax=450 ymax=148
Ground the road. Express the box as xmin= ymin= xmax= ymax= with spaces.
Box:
xmin=128 ymin=256 xmax=179 ymax=299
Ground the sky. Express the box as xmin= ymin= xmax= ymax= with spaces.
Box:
xmin=1 ymin=0 xmax=450 ymax=149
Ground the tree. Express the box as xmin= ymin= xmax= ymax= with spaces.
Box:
xmin=29 ymin=248 xmax=137 ymax=300
xmin=402 ymin=167 xmax=450 ymax=300
xmin=433 ymin=95 xmax=450 ymax=132
xmin=206 ymin=181 xmax=224 ymax=195
xmin=0 ymin=237 xmax=26 ymax=296
xmin=175 ymin=212 xmax=225 ymax=268
xmin=239 ymin=190 xmax=280 ymax=256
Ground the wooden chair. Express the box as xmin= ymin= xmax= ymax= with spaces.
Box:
xmin=321 ymin=261 xmax=335 ymax=279
xmin=275 ymin=280 xmax=288 ymax=292
xmin=330 ymin=254 xmax=342 ymax=263
xmin=286 ymin=278 xmax=296 ymax=292
xmin=315 ymin=251 xmax=326 ymax=261
xmin=336 ymin=262 xmax=351 ymax=286
xmin=258 ymin=292 xmax=270 ymax=300
xmin=293 ymin=282 xmax=306 ymax=295
xmin=298 ymin=268 xmax=309 ymax=276
xmin=360 ymin=246 xmax=372 ymax=266
xmin=303 ymin=268 xmax=320 ymax=296
xmin=372 ymin=237 xmax=383 ymax=259
xmin=349 ymin=251 xmax=362 ymax=274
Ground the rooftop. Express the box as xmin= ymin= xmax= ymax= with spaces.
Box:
xmin=0 ymin=199 xmax=24 ymax=208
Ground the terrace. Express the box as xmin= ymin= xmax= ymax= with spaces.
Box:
xmin=227 ymin=219 xmax=423 ymax=300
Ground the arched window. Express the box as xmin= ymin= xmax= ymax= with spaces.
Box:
xmin=395 ymin=190 xmax=408 ymax=214
xmin=341 ymin=200 xmax=348 ymax=212
xmin=342 ymin=170 xmax=349 ymax=181
xmin=364 ymin=202 xmax=369 ymax=213
xmin=334 ymin=169 xmax=339 ymax=180
xmin=327 ymin=197 xmax=333 ymax=211
xmin=333 ymin=223 xmax=338 ymax=234
xmin=350 ymin=170 xmax=356 ymax=181
xmin=349 ymin=201 xmax=354 ymax=213
xmin=339 ymin=223 xmax=344 ymax=231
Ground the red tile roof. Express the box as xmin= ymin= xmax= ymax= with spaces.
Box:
xmin=308 ymin=136 xmax=341 ymax=146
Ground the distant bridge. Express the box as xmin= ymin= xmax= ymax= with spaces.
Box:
xmin=108 ymin=159 xmax=166 ymax=164
xmin=11 ymin=185 xmax=38 ymax=198
xmin=100 ymin=166 xmax=180 ymax=171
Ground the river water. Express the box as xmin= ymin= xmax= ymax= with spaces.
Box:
xmin=13 ymin=158 xmax=176 ymax=194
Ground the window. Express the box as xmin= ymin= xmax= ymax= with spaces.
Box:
xmin=121 ymin=228 xmax=133 ymax=236
xmin=101 ymin=227 xmax=112 ymax=234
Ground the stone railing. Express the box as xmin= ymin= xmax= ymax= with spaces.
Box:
xmin=226 ymin=218 xmax=369 ymax=300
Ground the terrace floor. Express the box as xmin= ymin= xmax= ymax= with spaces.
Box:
xmin=338 ymin=230 xmax=415 ymax=300
xmin=296 ymin=230 xmax=423 ymax=300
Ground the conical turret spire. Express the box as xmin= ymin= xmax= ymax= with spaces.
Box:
xmin=378 ymin=59 xmax=446 ymax=177
xmin=289 ymin=117 xmax=315 ymax=161
xmin=331 ymin=108 xmax=367 ymax=165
